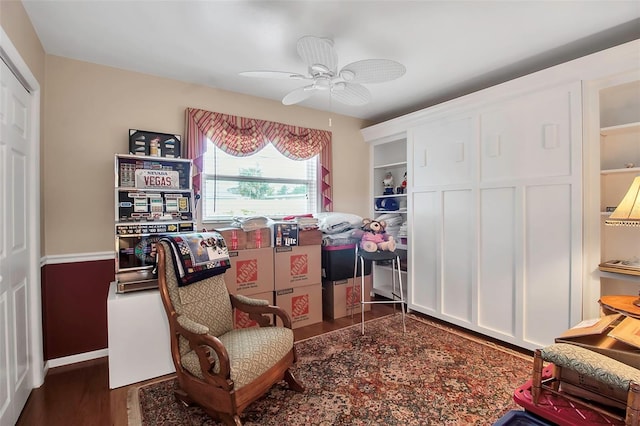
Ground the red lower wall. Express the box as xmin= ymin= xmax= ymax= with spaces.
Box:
xmin=41 ymin=259 xmax=115 ymax=360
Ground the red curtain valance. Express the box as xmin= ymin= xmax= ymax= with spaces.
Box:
xmin=185 ymin=108 xmax=333 ymax=211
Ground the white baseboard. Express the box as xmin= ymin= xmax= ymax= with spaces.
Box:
xmin=46 ymin=348 xmax=109 ymax=369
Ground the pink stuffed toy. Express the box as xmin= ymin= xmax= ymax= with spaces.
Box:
xmin=358 ymin=218 xmax=396 ymax=253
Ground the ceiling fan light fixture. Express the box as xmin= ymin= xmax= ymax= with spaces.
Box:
xmin=310 ymin=63 xmax=331 ymax=76
xmin=340 ymin=69 xmax=355 ymax=81
xmin=332 ymin=81 xmax=347 ymax=91
xmin=241 ymin=36 xmax=405 ymax=107
xmin=314 ymin=77 xmax=331 ymax=90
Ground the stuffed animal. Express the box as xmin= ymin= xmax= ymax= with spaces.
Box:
xmin=358 ymin=218 xmax=396 ymax=252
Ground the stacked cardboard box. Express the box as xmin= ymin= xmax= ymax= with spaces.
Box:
xmin=274 ymin=245 xmax=322 ymax=329
xmin=215 ymin=227 xmax=247 ymax=250
xmin=322 ymin=275 xmax=372 ymax=320
xmin=211 ymin=225 xmax=323 ymax=330
xmin=245 ymin=228 xmax=271 ymax=249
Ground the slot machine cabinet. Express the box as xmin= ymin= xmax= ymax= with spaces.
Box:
xmin=114 ymin=154 xmax=195 ymax=293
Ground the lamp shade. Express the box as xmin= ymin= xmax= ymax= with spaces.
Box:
xmin=605 ymin=175 xmax=640 ymax=227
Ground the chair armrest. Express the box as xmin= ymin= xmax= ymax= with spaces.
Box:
xmin=177 ymin=315 xmax=209 ymax=335
xmin=230 ymin=294 xmax=293 ymax=329
xmin=172 ymin=313 xmax=233 ymax=390
xmin=234 ymin=293 xmax=270 ymax=306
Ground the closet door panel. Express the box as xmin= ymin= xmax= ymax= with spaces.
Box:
xmin=480 ymin=86 xmax=573 ymax=182
xmin=441 ymin=189 xmax=473 ymax=323
xmin=412 ymin=117 xmax=473 ymax=187
xmin=410 ymin=191 xmax=439 ymax=313
xmin=478 ymin=187 xmax=516 ymax=337
xmin=523 ymin=183 xmax=573 ymax=346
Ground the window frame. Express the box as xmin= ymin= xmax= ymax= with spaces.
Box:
xmin=200 ymin=141 xmax=321 ymax=222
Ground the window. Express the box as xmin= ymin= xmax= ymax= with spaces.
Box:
xmin=202 ymin=140 xmax=318 ymax=220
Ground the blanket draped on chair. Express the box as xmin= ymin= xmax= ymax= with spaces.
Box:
xmin=160 ymin=232 xmax=231 ymax=286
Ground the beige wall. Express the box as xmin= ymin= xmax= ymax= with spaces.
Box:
xmin=0 ymin=1 xmax=45 ymax=81
xmin=45 ymin=56 xmax=370 ymax=255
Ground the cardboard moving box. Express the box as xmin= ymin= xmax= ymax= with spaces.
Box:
xmin=245 ymin=228 xmax=272 ymax=249
xmin=224 ymin=248 xmax=274 ymax=296
xmin=299 ymin=229 xmax=322 ymax=246
xmin=274 ymin=245 xmax=321 ymax=290
xmin=214 ymin=227 xmax=246 ymax=250
xmin=275 ymin=283 xmax=322 ymax=329
xmin=555 ymin=322 xmax=639 ymax=369
xmin=323 ymin=275 xmax=372 ymax=320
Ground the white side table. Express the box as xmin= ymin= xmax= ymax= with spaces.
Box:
xmin=107 ymin=282 xmax=174 ymax=388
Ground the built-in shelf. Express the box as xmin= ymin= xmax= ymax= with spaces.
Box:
xmin=600 ymin=121 xmax=640 ymax=136
xmin=373 ymin=161 xmax=407 ymax=170
xmin=600 ymin=167 xmax=640 ymax=175
xmin=374 ymin=208 xmax=408 ymax=214
xmin=599 ymin=270 xmax=640 ymax=283
xmin=597 ymin=79 xmax=640 ymax=307
xmin=374 ymin=194 xmax=407 ymax=199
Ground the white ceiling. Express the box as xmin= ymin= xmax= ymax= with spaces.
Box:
xmin=21 ymin=1 xmax=640 ymax=123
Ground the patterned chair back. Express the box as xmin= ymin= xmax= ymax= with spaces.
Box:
xmin=159 ymin=241 xmax=234 ymax=356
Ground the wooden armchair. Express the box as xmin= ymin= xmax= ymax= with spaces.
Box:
xmin=156 ymin=241 xmax=304 ymax=425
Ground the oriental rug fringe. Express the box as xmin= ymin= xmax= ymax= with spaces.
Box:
xmin=128 ymin=314 xmax=533 ymax=425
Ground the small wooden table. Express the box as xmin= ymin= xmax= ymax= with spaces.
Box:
xmin=599 ymin=295 xmax=640 ymax=319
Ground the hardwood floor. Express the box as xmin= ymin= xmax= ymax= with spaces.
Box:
xmin=16 ymin=303 xmax=395 ymax=426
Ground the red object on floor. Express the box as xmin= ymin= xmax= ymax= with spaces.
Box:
xmin=513 ymin=365 xmax=625 ymax=426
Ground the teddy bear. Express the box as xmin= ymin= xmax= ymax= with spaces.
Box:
xmin=357 ymin=218 xmax=396 ymax=252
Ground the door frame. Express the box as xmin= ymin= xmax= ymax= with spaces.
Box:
xmin=0 ymin=25 xmax=44 ymax=387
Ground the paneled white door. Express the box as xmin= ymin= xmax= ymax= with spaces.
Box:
xmin=0 ymin=58 xmax=33 ymax=426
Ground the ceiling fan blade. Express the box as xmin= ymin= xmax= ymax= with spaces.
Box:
xmin=282 ymin=85 xmax=317 ymax=105
xmin=330 ymin=82 xmax=371 ymax=106
xmin=297 ymin=36 xmax=338 ymax=74
xmin=340 ymin=59 xmax=406 ymax=84
xmin=239 ymin=70 xmax=307 ymax=80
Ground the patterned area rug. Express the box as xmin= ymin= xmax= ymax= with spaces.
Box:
xmin=128 ymin=314 xmax=533 ymax=425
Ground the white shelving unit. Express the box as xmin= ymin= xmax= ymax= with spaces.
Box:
xmin=369 ymin=137 xmax=409 ymax=300
xmin=598 ymin=83 xmax=640 ymax=296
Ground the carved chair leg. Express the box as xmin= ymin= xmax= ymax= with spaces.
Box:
xmin=284 ymin=369 xmax=305 ymax=392
xmin=627 ymin=381 xmax=640 ymax=426
xmin=219 ymin=413 xmax=242 ymax=426
xmin=551 ymin=364 xmax=562 ymax=392
xmin=532 ymin=349 xmax=544 ymax=404
xmin=174 ymin=388 xmax=195 ymax=407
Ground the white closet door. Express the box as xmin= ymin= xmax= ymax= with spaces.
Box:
xmin=478 ymin=186 xmax=516 ymax=338
xmin=410 ymin=191 xmax=439 ymax=313
xmin=0 ymin=57 xmax=33 ymax=426
xmin=480 ymin=86 xmax=574 ymax=181
xmin=407 ymin=81 xmax=581 ymax=350
xmin=523 ymin=183 xmax=574 ymax=347
xmin=411 ymin=116 xmax=473 ymax=187
xmin=441 ymin=189 xmax=474 ymax=323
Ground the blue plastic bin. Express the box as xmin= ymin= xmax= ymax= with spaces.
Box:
xmin=493 ymin=410 xmax=554 ymax=426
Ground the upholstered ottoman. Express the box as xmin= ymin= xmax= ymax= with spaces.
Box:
xmin=531 ymin=343 xmax=640 ymax=425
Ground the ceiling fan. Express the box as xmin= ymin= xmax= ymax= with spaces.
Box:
xmin=240 ymin=36 xmax=406 ymax=106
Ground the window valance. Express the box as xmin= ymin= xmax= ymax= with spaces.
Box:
xmin=185 ymin=107 xmax=333 ymax=211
